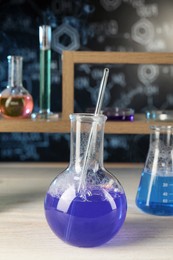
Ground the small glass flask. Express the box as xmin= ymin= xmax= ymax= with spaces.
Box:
xmin=136 ymin=125 xmax=173 ymax=216
xmin=0 ymin=55 xmax=34 ymax=118
xmin=44 ymin=113 xmax=127 ymax=247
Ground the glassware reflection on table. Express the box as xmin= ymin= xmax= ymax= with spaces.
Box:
xmin=0 ymin=55 xmax=34 ymax=118
xmin=136 ymin=125 xmax=173 ymax=216
xmin=44 ymin=113 xmax=127 ymax=247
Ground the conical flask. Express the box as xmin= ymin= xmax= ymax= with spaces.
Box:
xmin=44 ymin=113 xmax=127 ymax=247
xmin=136 ymin=125 xmax=173 ymax=216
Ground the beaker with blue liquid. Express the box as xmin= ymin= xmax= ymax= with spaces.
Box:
xmin=136 ymin=125 xmax=173 ymax=216
xmin=44 ymin=113 xmax=127 ymax=247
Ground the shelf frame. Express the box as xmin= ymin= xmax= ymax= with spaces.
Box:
xmin=62 ymin=51 xmax=173 ymax=121
xmin=1 ymin=51 xmax=173 ymax=134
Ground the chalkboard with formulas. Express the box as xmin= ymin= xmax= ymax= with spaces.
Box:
xmin=0 ymin=0 xmax=173 ymax=163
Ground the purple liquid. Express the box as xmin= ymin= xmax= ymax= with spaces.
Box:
xmin=44 ymin=189 xmax=127 ymax=247
xmin=106 ymin=114 xmax=134 ymax=121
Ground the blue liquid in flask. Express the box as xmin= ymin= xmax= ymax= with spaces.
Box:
xmin=136 ymin=171 xmax=173 ymax=216
xmin=45 ymin=188 xmax=127 ymax=247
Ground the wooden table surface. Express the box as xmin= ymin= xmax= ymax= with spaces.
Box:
xmin=0 ymin=163 xmax=173 ymax=260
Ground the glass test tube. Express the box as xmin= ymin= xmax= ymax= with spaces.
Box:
xmin=31 ymin=25 xmax=59 ymax=120
xmin=39 ymin=25 xmax=51 ymax=115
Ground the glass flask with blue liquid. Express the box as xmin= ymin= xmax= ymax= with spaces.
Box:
xmin=136 ymin=125 xmax=173 ymax=216
xmin=44 ymin=113 xmax=127 ymax=247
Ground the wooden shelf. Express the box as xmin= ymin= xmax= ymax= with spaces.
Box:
xmin=0 ymin=118 xmax=70 ymax=133
xmin=0 ymin=114 xmax=172 ymax=134
xmin=62 ymin=51 xmax=173 ymax=120
xmin=1 ymin=52 xmax=173 ymax=135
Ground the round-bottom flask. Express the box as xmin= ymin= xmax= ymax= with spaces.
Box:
xmin=44 ymin=113 xmax=127 ymax=247
xmin=0 ymin=56 xmax=33 ymax=118
xmin=136 ymin=126 xmax=173 ymax=216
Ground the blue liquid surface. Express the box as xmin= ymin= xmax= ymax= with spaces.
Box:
xmin=44 ymin=189 xmax=127 ymax=247
xmin=136 ymin=171 xmax=173 ymax=216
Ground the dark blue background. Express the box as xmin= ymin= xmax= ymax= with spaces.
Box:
xmin=0 ymin=0 xmax=173 ymax=162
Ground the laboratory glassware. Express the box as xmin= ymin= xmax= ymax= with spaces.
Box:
xmin=32 ymin=25 xmax=59 ymax=119
xmin=0 ymin=55 xmax=34 ymax=118
xmin=136 ymin=125 xmax=173 ymax=216
xmin=44 ymin=113 xmax=127 ymax=247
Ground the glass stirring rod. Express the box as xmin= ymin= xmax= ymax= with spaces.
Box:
xmin=95 ymin=68 xmax=109 ymax=115
xmin=78 ymin=68 xmax=109 ymax=192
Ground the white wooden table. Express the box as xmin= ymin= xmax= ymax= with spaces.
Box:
xmin=0 ymin=163 xmax=173 ymax=260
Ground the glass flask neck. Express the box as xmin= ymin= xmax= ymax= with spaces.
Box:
xmin=149 ymin=125 xmax=173 ymax=146
xmin=7 ymin=56 xmax=23 ymax=88
xmin=69 ymin=113 xmax=107 ymax=171
xmin=145 ymin=125 xmax=173 ymax=174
